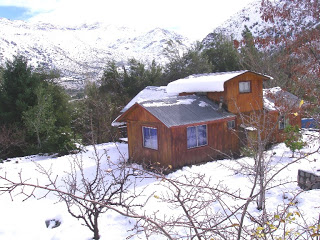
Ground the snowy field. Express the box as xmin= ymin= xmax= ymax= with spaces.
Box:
xmin=0 ymin=130 xmax=319 ymax=240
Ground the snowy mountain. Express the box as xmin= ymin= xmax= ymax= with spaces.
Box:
xmin=204 ymin=0 xmax=265 ymax=42
xmin=0 ymin=18 xmax=190 ymax=89
xmin=203 ymin=0 xmax=320 ymax=46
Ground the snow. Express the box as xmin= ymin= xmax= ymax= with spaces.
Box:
xmin=0 ymin=131 xmax=320 ymax=239
xmin=263 ymin=87 xmax=300 ymax=111
xmin=142 ymin=98 xmax=195 ymax=107
xmin=199 ymin=101 xmax=209 ymax=107
xmin=111 ymin=120 xmax=126 ymax=127
xmin=166 ymin=71 xmax=248 ymax=95
xmin=121 ymin=86 xmax=169 ymax=113
xmin=240 ymin=124 xmax=257 ymax=131
xmin=263 ymin=87 xmax=284 ymax=111
xmin=0 ymin=19 xmax=190 ymax=90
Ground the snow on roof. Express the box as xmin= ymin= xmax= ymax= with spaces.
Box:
xmin=263 ymin=87 xmax=300 ymax=111
xmin=166 ymin=70 xmax=249 ymax=95
xmin=138 ymin=95 xmax=235 ymax=127
xmin=143 ymin=98 xmax=195 ymax=107
xmin=120 ymin=86 xmax=169 ymax=113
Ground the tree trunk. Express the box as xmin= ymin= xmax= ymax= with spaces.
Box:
xmin=93 ymin=212 xmax=100 ymax=240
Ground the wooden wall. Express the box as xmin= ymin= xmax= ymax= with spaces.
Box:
xmin=207 ymin=72 xmax=265 ymax=114
xmin=170 ymin=118 xmax=239 ymax=169
xmin=266 ymin=110 xmax=302 ymax=143
xmin=124 ymin=105 xmax=173 ymax=168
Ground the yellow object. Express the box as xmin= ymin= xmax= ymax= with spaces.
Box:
xmin=299 ymin=100 xmax=304 ymax=108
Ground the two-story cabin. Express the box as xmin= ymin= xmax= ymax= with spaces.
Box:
xmin=113 ymin=70 xmax=302 ymax=170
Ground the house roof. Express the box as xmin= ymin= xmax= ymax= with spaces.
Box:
xmin=166 ymin=70 xmax=271 ymax=95
xmin=263 ymin=87 xmax=301 ymax=111
xmin=137 ymin=95 xmax=235 ymax=128
xmin=120 ymin=86 xmax=169 ymax=113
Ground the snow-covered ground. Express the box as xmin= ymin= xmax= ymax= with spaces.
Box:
xmin=0 ymin=131 xmax=319 ymax=240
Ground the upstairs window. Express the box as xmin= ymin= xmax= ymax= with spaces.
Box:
xmin=187 ymin=125 xmax=207 ymax=149
xmin=142 ymin=127 xmax=158 ymax=150
xmin=278 ymin=115 xmax=289 ymax=130
xmin=227 ymin=120 xmax=236 ymax=129
xmin=239 ymin=81 xmax=251 ymax=93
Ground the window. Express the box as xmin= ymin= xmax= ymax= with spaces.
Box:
xmin=239 ymin=81 xmax=251 ymax=93
xmin=227 ymin=120 xmax=236 ymax=129
xmin=142 ymin=127 xmax=158 ymax=150
xmin=187 ymin=125 xmax=207 ymax=149
xmin=278 ymin=115 xmax=289 ymax=130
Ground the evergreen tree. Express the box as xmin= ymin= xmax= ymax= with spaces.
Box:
xmin=203 ymin=33 xmax=241 ymax=72
xmin=99 ymin=60 xmax=124 ymax=98
xmin=123 ymin=58 xmax=148 ymax=98
xmin=22 ymin=84 xmax=56 ymax=150
xmin=0 ymin=66 xmax=3 ymax=85
xmin=146 ymin=60 xmax=163 ymax=86
xmin=0 ymin=55 xmax=41 ymax=124
xmin=239 ymin=26 xmax=262 ymax=71
xmin=0 ymin=55 xmax=75 ymax=156
xmin=284 ymin=125 xmax=305 ymax=158
xmin=163 ymin=42 xmax=212 ymax=83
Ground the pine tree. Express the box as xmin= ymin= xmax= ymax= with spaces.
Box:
xmin=0 ymin=55 xmax=41 ymax=124
xmin=203 ymin=33 xmax=240 ymax=72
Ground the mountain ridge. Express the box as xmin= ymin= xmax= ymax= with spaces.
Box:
xmin=0 ymin=18 xmax=190 ymax=89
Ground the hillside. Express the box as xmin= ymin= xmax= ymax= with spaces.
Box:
xmin=203 ymin=0 xmax=320 ymax=46
xmin=0 ymin=18 xmax=190 ymax=89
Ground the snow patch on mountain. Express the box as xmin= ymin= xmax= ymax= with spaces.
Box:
xmin=0 ymin=18 xmax=190 ymax=90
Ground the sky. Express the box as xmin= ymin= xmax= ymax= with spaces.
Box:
xmin=0 ymin=0 xmax=256 ymax=40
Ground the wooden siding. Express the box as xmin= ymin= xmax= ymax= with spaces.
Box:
xmin=266 ymin=110 xmax=302 ymax=143
xmin=127 ymin=120 xmax=173 ymax=168
xmin=124 ymin=105 xmax=172 ymax=168
xmin=207 ymin=72 xmax=265 ymax=114
xmin=170 ymin=118 xmax=239 ymax=169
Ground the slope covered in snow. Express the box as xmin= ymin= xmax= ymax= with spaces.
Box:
xmin=0 ymin=18 xmax=190 ymax=89
xmin=203 ymin=0 xmax=320 ymax=44
xmin=0 ymin=131 xmax=319 ymax=239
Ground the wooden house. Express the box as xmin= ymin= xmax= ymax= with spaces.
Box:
xmin=113 ymin=70 xmax=302 ymax=170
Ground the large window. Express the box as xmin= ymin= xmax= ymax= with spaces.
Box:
xmin=142 ymin=127 xmax=158 ymax=150
xmin=239 ymin=81 xmax=251 ymax=93
xmin=187 ymin=125 xmax=207 ymax=149
xmin=278 ymin=115 xmax=289 ymax=130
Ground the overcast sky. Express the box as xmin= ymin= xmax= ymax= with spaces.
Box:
xmin=0 ymin=0 xmax=256 ymax=40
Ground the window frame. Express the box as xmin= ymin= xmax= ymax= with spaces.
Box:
xmin=278 ymin=115 xmax=289 ymax=130
xmin=227 ymin=120 xmax=236 ymax=129
xmin=187 ymin=124 xmax=208 ymax=149
xmin=142 ymin=126 xmax=158 ymax=150
xmin=239 ymin=81 xmax=251 ymax=93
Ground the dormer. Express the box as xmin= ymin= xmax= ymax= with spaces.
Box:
xmin=166 ymin=70 xmax=271 ymax=114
